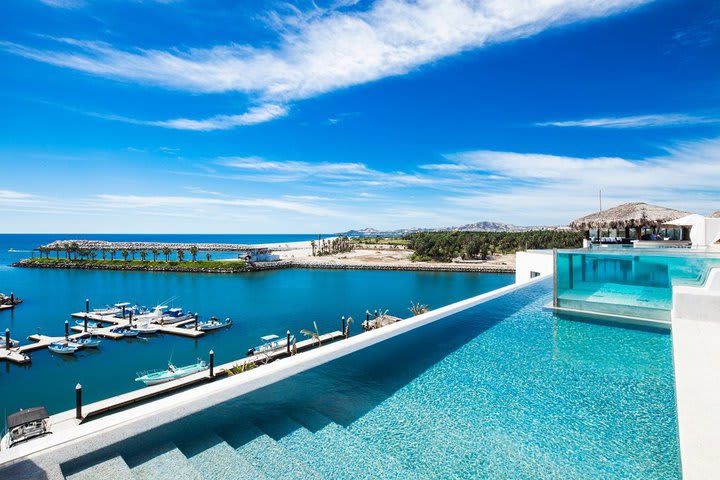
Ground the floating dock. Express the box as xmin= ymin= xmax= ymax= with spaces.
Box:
xmin=81 ymin=331 xmax=345 ymax=420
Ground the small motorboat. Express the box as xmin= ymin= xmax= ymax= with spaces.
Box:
xmin=112 ymin=328 xmax=140 ymax=337
xmin=135 ymin=360 xmax=208 ymax=386
xmin=74 ymin=335 xmax=101 ymax=348
xmin=247 ymin=333 xmax=294 ymax=356
xmin=0 ymin=338 xmax=20 ymax=349
xmin=0 ymin=407 xmax=50 ymax=451
xmin=159 ymin=307 xmax=195 ymax=325
xmin=75 ymin=319 xmax=102 ymax=329
xmin=134 ymin=323 xmax=159 ymax=335
xmin=197 ymin=317 xmax=232 ymax=332
xmin=48 ymin=342 xmax=79 ymax=355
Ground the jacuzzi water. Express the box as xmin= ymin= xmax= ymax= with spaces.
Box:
xmin=62 ymin=281 xmax=680 ymax=479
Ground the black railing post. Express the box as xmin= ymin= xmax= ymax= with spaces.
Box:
xmin=122 ymin=305 xmax=126 ymax=319
xmin=195 ymin=313 xmax=199 ymax=331
xmin=64 ymin=320 xmax=69 ymax=340
xmin=129 ymin=311 xmax=133 ymax=328
xmin=85 ymin=298 xmax=89 ymax=314
xmin=286 ymin=330 xmax=291 ymax=355
xmin=75 ymin=384 xmax=82 ymax=420
xmin=342 ymin=316 xmax=346 ymax=338
xmin=84 ymin=315 xmax=88 ymax=332
xmin=5 ymin=328 xmax=10 ymax=350
xmin=209 ymin=350 xmax=214 ymax=378
xmin=10 ymin=292 xmax=14 ymax=306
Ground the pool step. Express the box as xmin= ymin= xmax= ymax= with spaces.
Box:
xmin=126 ymin=442 xmax=203 ymax=480
xmin=223 ymin=422 xmax=324 ymax=480
xmin=177 ymin=432 xmax=267 ymax=480
xmin=291 ymin=408 xmax=419 ymax=480
xmin=65 ymin=456 xmax=134 ymax=480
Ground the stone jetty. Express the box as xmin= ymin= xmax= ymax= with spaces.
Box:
xmin=40 ymin=239 xmax=269 ymax=252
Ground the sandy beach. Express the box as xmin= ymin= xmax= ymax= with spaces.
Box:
xmin=252 ymin=239 xmax=516 ymax=272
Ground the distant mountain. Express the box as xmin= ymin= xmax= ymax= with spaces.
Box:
xmin=344 ymin=221 xmax=561 ymax=236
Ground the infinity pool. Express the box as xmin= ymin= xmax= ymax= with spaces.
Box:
xmin=62 ymin=280 xmax=680 ymax=479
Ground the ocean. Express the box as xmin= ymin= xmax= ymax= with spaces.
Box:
xmin=0 ymin=234 xmax=513 ymax=415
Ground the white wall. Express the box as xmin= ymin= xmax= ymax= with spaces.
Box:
xmin=671 ymin=268 xmax=720 ymax=479
xmin=515 ymin=250 xmax=554 ymax=284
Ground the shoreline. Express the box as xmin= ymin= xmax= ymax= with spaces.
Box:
xmin=13 ymin=258 xmax=515 ymax=274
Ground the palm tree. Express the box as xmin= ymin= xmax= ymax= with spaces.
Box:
xmin=206 ymin=252 xmax=212 ymax=261
xmin=64 ymin=245 xmax=72 ymax=259
xmin=409 ymin=301 xmax=429 ymax=316
xmin=140 ymin=250 xmax=147 ymax=261
xmin=54 ymin=247 xmax=60 ymax=259
xmin=301 ymin=321 xmax=322 ymax=346
xmin=310 ymin=240 xmax=316 ymax=257
xmin=130 ymin=248 xmax=137 ymax=260
xmin=100 ymin=248 xmax=107 ymax=260
xmin=70 ymin=242 xmax=80 ymax=260
xmin=162 ymin=247 xmax=171 ymax=262
xmin=151 ymin=248 xmax=159 ymax=262
xmin=109 ymin=249 xmax=117 ymax=260
xmin=90 ymin=251 xmax=97 ymax=260
xmin=121 ymin=249 xmax=129 ymax=261
xmin=177 ymin=249 xmax=185 ymax=262
xmin=189 ymin=245 xmax=199 ymax=262
xmin=344 ymin=316 xmax=354 ymax=337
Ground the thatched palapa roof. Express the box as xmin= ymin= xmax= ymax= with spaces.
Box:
xmin=710 ymin=211 xmax=720 ymax=218
xmin=569 ymin=202 xmax=692 ymax=230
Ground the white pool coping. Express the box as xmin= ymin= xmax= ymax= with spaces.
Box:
xmin=0 ymin=274 xmax=550 ymax=472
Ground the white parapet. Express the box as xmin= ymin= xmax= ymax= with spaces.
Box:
xmin=515 ymin=250 xmax=554 ymax=284
xmin=671 ymin=267 xmax=720 ymax=479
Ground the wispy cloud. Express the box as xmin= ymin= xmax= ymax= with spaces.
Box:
xmin=0 ymin=190 xmax=34 ymax=200
xmin=4 ymin=0 xmax=652 ymax=127
xmin=537 ymin=113 xmax=719 ymax=128
xmin=38 ymin=0 xmax=85 ymax=8
xmin=92 ymin=104 xmax=288 ymax=131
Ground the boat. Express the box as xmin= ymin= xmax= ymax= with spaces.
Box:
xmin=48 ymin=342 xmax=79 ymax=355
xmin=247 ymin=333 xmax=294 ymax=356
xmin=112 ymin=327 xmax=140 ymax=337
xmin=197 ymin=317 xmax=232 ymax=332
xmin=0 ymin=407 xmax=50 ymax=451
xmin=133 ymin=323 xmax=160 ymax=335
xmin=135 ymin=360 xmax=208 ymax=386
xmin=158 ymin=307 xmax=195 ymax=325
xmin=1 ymin=339 xmax=20 ymax=349
xmin=75 ymin=319 xmax=102 ymax=329
xmin=74 ymin=335 xmax=101 ymax=348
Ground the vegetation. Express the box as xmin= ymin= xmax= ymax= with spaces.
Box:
xmin=409 ymin=301 xmax=429 ymax=316
xmin=404 ymin=230 xmax=583 ymax=262
xmin=312 ymin=235 xmax=353 ymax=256
xmin=22 ymin=257 xmax=248 ymax=271
xmin=301 ymin=321 xmax=322 ymax=345
xmin=350 ymin=236 xmax=410 ymax=246
xmin=227 ymin=361 xmax=257 ymax=375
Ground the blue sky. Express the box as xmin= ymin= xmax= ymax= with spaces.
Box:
xmin=0 ymin=0 xmax=718 ymax=233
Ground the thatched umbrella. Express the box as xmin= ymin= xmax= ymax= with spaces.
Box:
xmin=710 ymin=211 xmax=720 ymax=218
xmin=569 ymin=202 xmax=692 ymax=239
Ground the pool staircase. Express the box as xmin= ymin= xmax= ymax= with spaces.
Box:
xmin=60 ymin=404 xmax=429 ymax=480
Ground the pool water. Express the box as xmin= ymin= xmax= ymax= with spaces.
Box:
xmin=556 ymin=250 xmax=720 ymax=321
xmin=62 ymin=281 xmax=680 ymax=479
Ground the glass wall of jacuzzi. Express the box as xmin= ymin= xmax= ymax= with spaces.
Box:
xmin=51 ymin=280 xmax=679 ymax=480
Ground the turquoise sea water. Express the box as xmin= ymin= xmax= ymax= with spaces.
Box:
xmin=62 ymin=281 xmax=680 ymax=479
xmin=0 ymin=234 xmax=513 ymax=415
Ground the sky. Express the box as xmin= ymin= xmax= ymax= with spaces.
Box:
xmin=0 ymin=0 xmax=718 ymax=233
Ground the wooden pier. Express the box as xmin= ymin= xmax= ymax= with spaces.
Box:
xmin=81 ymin=331 xmax=345 ymax=421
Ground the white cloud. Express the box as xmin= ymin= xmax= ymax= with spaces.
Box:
xmin=0 ymin=190 xmax=34 ymax=200
xmin=38 ymin=0 xmax=85 ymax=8
xmin=537 ymin=113 xmax=720 ymax=128
xmin=5 ymin=0 xmax=652 ymax=127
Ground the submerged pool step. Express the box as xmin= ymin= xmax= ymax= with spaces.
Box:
xmin=222 ymin=422 xmax=324 ymax=480
xmin=125 ymin=442 xmax=203 ymax=480
xmin=65 ymin=456 xmax=135 ymax=480
xmin=177 ymin=432 xmax=267 ymax=480
xmin=290 ymin=408 xmax=420 ymax=480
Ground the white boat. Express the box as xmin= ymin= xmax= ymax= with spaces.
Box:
xmin=48 ymin=342 xmax=79 ymax=355
xmin=0 ymin=407 xmax=50 ymax=451
xmin=197 ymin=317 xmax=232 ymax=332
xmin=74 ymin=335 xmax=101 ymax=348
xmin=1 ymin=338 xmax=20 ymax=349
xmin=112 ymin=327 xmax=140 ymax=337
xmin=247 ymin=334 xmax=294 ymax=356
xmin=75 ymin=319 xmax=102 ymax=329
xmin=135 ymin=360 xmax=208 ymax=386
xmin=134 ymin=322 xmax=160 ymax=335
xmin=159 ymin=307 xmax=195 ymax=325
